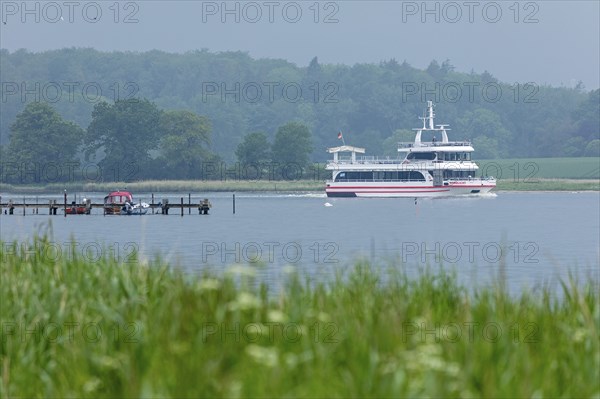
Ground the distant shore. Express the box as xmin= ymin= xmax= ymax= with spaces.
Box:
xmin=1 ymin=178 xmax=598 ymax=194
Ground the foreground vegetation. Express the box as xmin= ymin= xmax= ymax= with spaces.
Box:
xmin=1 ymin=234 xmax=598 ymax=398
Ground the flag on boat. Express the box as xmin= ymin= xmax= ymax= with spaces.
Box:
xmin=337 ymin=131 xmax=343 ymax=139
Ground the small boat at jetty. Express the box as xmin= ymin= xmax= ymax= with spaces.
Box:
xmin=103 ymin=191 xmax=149 ymax=215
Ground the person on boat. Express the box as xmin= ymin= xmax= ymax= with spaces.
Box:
xmin=122 ymin=201 xmax=133 ymax=214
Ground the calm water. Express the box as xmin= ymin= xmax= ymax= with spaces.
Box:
xmin=1 ymin=191 xmax=599 ymax=291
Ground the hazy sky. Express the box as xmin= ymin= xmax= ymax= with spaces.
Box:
xmin=1 ymin=1 xmax=599 ymax=89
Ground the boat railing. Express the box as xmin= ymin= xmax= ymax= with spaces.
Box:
xmin=445 ymin=176 xmax=496 ymax=181
xmin=398 ymin=141 xmax=472 ymax=149
xmin=327 ymin=156 xmax=402 ymax=165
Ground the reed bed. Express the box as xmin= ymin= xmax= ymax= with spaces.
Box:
xmin=1 ymin=234 xmax=598 ymax=398
xmin=1 ymin=178 xmax=599 ymax=194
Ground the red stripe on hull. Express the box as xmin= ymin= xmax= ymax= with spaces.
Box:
xmin=327 ymin=185 xmax=437 ymax=189
xmin=447 ymin=185 xmax=496 ymax=188
xmin=326 ymin=189 xmax=451 ymax=193
xmin=326 ymin=185 xmax=496 ymax=190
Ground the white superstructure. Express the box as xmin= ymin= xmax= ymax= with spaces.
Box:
xmin=325 ymin=101 xmax=496 ymax=197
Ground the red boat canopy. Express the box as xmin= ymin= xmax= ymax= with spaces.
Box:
xmin=104 ymin=191 xmax=133 ymax=204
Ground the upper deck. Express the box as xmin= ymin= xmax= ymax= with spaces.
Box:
xmin=326 ymin=101 xmax=478 ymax=168
xmin=327 ymin=156 xmax=403 ymax=166
xmin=397 ymin=141 xmax=472 ymax=149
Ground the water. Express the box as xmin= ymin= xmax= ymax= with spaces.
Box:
xmin=1 ymin=191 xmax=598 ymax=291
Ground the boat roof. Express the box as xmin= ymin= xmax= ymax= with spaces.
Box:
xmin=327 ymin=145 xmax=366 ymax=154
xmin=105 ymin=191 xmax=133 ymax=199
xmin=398 ymin=143 xmax=474 ymax=152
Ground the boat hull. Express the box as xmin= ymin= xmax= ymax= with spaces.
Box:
xmin=65 ymin=207 xmax=90 ymax=215
xmin=325 ymin=182 xmax=495 ymax=198
xmin=104 ymin=206 xmax=122 ymax=215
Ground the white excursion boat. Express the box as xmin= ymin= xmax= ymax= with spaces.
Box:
xmin=325 ymin=101 xmax=496 ymax=197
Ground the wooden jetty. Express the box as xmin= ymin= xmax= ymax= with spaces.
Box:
xmin=0 ymin=194 xmax=215 ymax=216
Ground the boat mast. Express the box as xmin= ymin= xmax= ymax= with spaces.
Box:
xmin=427 ymin=100 xmax=435 ymax=130
xmin=413 ymin=101 xmax=449 ymax=145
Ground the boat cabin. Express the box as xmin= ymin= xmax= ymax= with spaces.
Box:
xmin=103 ymin=191 xmax=133 ymax=215
xmin=327 ymin=145 xmax=366 ymax=164
xmin=104 ymin=191 xmax=133 ymax=204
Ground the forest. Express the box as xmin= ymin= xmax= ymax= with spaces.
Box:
xmin=0 ymin=48 xmax=598 ymax=182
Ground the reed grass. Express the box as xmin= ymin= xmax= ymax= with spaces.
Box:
xmin=1 ymin=234 xmax=599 ymax=398
xmin=0 ymin=179 xmax=324 ymax=194
xmin=1 ymin=178 xmax=599 ymax=194
xmin=496 ymin=178 xmax=600 ymax=191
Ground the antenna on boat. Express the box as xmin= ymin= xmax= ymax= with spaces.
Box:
xmin=426 ymin=101 xmax=435 ymax=130
xmin=418 ymin=108 xmax=427 ymax=129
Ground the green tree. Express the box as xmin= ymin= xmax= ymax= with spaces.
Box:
xmin=584 ymin=139 xmax=600 ymax=157
xmin=157 ymin=110 xmax=212 ymax=179
xmin=2 ymin=48 xmax=596 ymax=160
xmin=271 ymin=122 xmax=313 ymax=168
xmin=235 ymin=132 xmax=271 ymax=165
xmin=572 ymin=89 xmax=600 ymax=143
xmin=86 ymin=99 xmax=161 ymax=181
xmin=5 ymin=102 xmax=83 ymax=183
xmin=382 ymin=129 xmax=414 ymax=157
xmin=472 ymin=136 xmax=499 ymax=159
xmin=562 ymin=136 xmax=586 ymax=157
xmin=456 ymin=109 xmax=512 ymax=157
xmin=426 ymin=60 xmax=441 ymax=78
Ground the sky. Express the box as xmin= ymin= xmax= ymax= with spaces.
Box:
xmin=0 ymin=0 xmax=599 ymax=89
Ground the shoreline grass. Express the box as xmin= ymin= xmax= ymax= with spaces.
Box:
xmin=1 ymin=177 xmax=599 ymax=194
xmin=1 ymin=235 xmax=599 ymax=398
xmin=496 ymin=178 xmax=600 ymax=191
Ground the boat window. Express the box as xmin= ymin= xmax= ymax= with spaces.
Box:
xmin=443 ymin=170 xmax=476 ymax=179
xmin=409 ymin=171 xmax=425 ymax=181
xmin=335 ymin=172 xmax=347 ymax=181
xmin=407 ymin=152 xmax=436 ymax=160
xmin=384 ymin=171 xmax=398 ymax=180
xmin=334 ymin=171 xmax=374 ymax=181
xmin=379 ymin=171 xmax=425 ymax=181
xmin=453 ymin=152 xmax=472 ymax=161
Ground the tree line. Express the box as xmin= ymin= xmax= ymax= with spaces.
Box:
xmin=0 ymin=48 xmax=598 ymax=181
xmin=0 ymin=100 xmax=315 ymax=183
